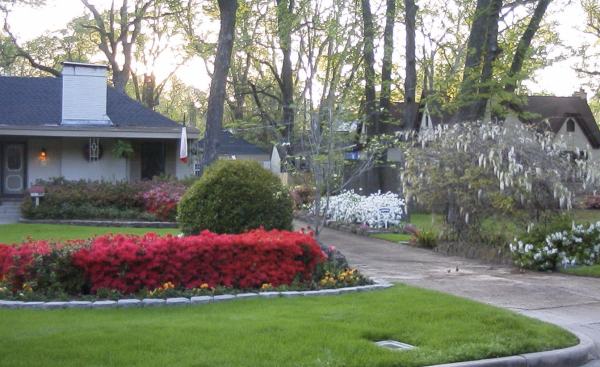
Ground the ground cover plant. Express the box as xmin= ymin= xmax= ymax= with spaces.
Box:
xmin=178 ymin=160 xmax=293 ymax=234
xmin=21 ymin=178 xmax=188 ymax=222
xmin=0 ymin=224 xmax=178 ymax=244
xmin=0 ymin=285 xmax=577 ymax=367
xmin=0 ymin=229 xmax=329 ymax=299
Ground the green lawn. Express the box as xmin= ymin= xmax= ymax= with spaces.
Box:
xmin=0 ymin=224 xmax=179 ymax=244
xmin=0 ymin=285 xmax=575 ymax=367
xmin=370 ymin=213 xmax=444 ymax=243
xmin=562 ymin=265 xmax=600 ymax=278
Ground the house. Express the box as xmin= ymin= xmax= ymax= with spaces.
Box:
xmin=503 ymin=92 xmax=600 ymax=162
xmin=0 ymin=62 xmax=199 ymax=199
xmin=194 ymin=130 xmax=270 ymax=175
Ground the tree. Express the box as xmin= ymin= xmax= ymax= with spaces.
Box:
xmin=404 ymin=0 xmax=417 ymax=129
xmin=402 ymin=121 xmax=600 ymax=239
xmin=379 ymin=0 xmax=396 ymax=123
xmin=276 ymin=0 xmax=296 ymax=144
xmin=504 ymin=0 xmax=552 ymax=93
xmin=80 ymin=0 xmax=155 ymax=93
xmin=360 ymin=0 xmax=378 ymax=134
xmin=201 ymin=0 xmax=238 ymax=168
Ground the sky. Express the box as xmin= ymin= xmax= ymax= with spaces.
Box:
xmin=6 ymin=0 xmax=597 ymax=99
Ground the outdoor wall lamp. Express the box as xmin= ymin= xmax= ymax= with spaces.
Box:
xmin=39 ymin=148 xmax=47 ymax=162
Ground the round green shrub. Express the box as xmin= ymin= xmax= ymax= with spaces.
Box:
xmin=178 ymin=160 xmax=293 ymax=234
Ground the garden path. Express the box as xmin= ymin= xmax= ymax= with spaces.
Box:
xmin=295 ymin=221 xmax=600 ymax=360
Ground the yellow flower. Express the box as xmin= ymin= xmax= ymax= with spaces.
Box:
xmin=200 ymin=283 xmax=209 ymax=289
xmin=261 ymin=283 xmax=273 ymax=290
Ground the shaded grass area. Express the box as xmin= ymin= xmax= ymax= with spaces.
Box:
xmin=0 ymin=285 xmax=576 ymax=367
xmin=370 ymin=213 xmax=444 ymax=243
xmin=562 ymin=265 xmax=600 ymax=278
xmin=0 ymin=224 xmax=179 ymax=244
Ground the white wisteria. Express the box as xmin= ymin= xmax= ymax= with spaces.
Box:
xmin=402 ymin=120 xmax=600 ymax=237
xmin=313 ymin=190 xmax=406 ymax=228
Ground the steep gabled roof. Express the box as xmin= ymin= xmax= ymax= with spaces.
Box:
xmin=197 ymin=130 xmax=268 ymax=156
xmin=0 ymin=76 xmax=182 ymax=129
xmin=517 ymin=96 xmax=600 ymax=148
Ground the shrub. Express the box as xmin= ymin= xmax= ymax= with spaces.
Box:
xmin=510 ymin=221 xmax=600 ymax=271
xmin=21 ymin=178 xmax=190 ymax=221
xmin=313 ymin=190 xmax=406 ymax=228
xmin=0 ymin=230 xmax=325 ymax=295
xmin=139 ymin=182 xmax=186 ymax=221
xmin=412 ymin=230 xmax=438 ymax=248
xmin=178 ymin=160 xmax=293 ymax=234
xmin=403 ymin=121 xmax=600 ymax=239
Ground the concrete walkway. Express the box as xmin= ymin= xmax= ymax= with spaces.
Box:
xmin=297 ymin=222 xmax=600 ymax=360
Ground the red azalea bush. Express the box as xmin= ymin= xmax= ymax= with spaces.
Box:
xmin=0 ymin=229 xmax=325 ymax=295
xmin=139 ymin=182 xmax=187 ymax=221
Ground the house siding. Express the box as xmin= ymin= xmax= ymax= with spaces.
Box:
xmin=19 ymin=137 xmax=194 ymax=187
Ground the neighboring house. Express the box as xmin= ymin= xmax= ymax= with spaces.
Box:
xmin=194 ymin=130 xmax=270 ymax=175
xmin=0 ymin=62 xmax=199 ymax=198
xmin=503 ymin=92 xmax=600 ymax=162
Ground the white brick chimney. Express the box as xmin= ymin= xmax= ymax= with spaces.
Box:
xmin=61 ymin=62 xmax=112 ymax=125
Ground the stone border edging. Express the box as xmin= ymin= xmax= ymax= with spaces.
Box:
xmin=426 ymin=331 xmax=596 ymax=367
xmin=0 ymin=280 xmax=393 ymax=310
xmin=18 ymin=218 xmax=178 ymax=228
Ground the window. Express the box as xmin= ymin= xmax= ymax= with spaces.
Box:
xmin=566 ymin=118 xmax=575 ymax=132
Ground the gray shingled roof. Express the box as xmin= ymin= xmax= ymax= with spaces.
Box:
xmin=196 ymin=130 xmax=268 ymax=156
xmin=0 ymin=76 xmax=181 ymax=128
xmin=518 ymin=96 xmax=600 ymax=148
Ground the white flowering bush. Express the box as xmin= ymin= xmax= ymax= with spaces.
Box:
xmin=510 ymin=222 xmax=600 ymax=271
xmin=402 ymin=121 xmax=600 ymax=238
xmin=314 ymin=190 xmax=406 ymax=228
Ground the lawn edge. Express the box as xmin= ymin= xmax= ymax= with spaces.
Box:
xmin=426 ymin=331 xmax=596 ymax=367
xmin=0 ymin=280 xmax=394 ymax=310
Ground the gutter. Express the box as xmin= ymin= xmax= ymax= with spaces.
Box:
xmin=0 ymin=125 xmax=200 ymax=140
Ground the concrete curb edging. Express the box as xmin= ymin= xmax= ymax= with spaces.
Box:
xmin=0 ymin=280 xmax=393 ymax=310
xmin=426 ymin=332 xmax=596 ymax=367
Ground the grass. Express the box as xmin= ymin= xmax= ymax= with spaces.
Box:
xmin=0 ymin=224 xmax=179 ymax=244
xmin=0 ymin=285 xmax=576 ymax=367
xmin=562 ymin=265 xmax=600 ymax=278
xmin=370 ymin=213 xmax=444 ymax=243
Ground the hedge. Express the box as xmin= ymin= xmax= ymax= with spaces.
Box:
xmin=0 ymin=229 xmax=325 ymax=295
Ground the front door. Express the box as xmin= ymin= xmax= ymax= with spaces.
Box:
xmin=141 ymin=142 xmax=166 ymax=180
xmin=2 ymin=143 xmax=26 ymax=195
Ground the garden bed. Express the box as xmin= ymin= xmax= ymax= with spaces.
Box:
xmin=0 ymin=285 xmax=577 ymax=367
xmin=0 ymin=229 xmax=370 ymax=302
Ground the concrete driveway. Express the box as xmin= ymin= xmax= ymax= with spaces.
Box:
xmin=296 ymin=222 xmax=600 ymax=359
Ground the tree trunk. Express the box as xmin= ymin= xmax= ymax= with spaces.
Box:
xmin=276 ymin=0 xmax=295 ymax=145
xmin=453 ymin=0 xmax=492 ymax=122
xmin=380 ymin=0 xmax=396 ymax=123
xmin=202 ymin=0 xmax=238 ymax=168
xmin=505 ymin=0 xmax=552 ymax=93
xmin=473 ymin=0 xmax=502 ymax=119
xmin=360 ymin=0 xmax=378 ymax=135
xmin=404 ymin=0 xmax=417 ymax=130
